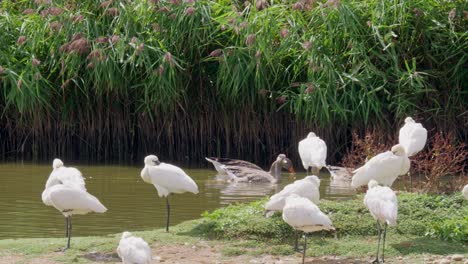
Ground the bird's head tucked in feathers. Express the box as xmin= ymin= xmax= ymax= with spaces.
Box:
xmin=121 ymin=231 xmax=132 ymax=239
xmin=307 ymin=132 xmax=317 ymax=138
xmin=144 ymin=155 xmax=161 ymax=166
xmin=404 ymin=117 xmax=415 ymax=123
xmin=368 ymin=180 xmax=379 ymax=189
xmin=391 ymin=144 xmax=406 ymax=156
xmin=52 ymin=159 xmax=64 ymax=169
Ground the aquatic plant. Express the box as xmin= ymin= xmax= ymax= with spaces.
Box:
xmin=0 ymin=0 xmax=466 ymax=164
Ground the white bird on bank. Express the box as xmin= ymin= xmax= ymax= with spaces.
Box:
xmin=282 ymin=194 xmax=334 ymax=264
xmin=364 ymin=180 xmax=398 ymax=263
xmin=399 ymin=117 xmax=427 ymax=157
xmin=141 ymin=155 xmax=199 ymax=232
xmin=42 ymin=159 xmax=107 ymax=250
xmin=265 ymin=175 xmax=320 ymax=217
xmin=351 ymin=144 xmax=410 ymax=188
xmin=298 ymin=132 xmax=327 ymax=175
xmin=117 ymin=232 xmax=152 ymax=264
xmin=463 ymin=184 xmax=468 ymax=200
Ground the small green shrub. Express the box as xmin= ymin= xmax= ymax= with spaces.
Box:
xmin=198 ymin=192 xmax=468 ymax=242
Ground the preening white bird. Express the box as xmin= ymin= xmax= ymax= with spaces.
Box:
xmin=364 ymin=180 xmax=398 ymax=263
xmin=265 ymin=175 xmax=320 ymax=217
xmin=398 ymin=117 xmax=427 ymax=157
xmin=117 ymin=232 xmax=152 ymax=264
xmin=45 ymin=159 xmax=86 ymax=191
xmin=298 ymin=132 xmax=327 ymax=175
xmin=141 ymin=155 xmax=199 ymax=232
xmin=282 ymin=194 xmax=334 ymax=264
xmin=351 ymin=144 xmax=410 ymax=188
xmin=42 ymin=159 xmax=107 ymax=250
xmin=463 ymin=184 xmax=468 ymax=200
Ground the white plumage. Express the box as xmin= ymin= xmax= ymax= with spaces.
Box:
xmin=364 ymin=180 xmax=398 ymax=226
xmin=42 ymin=184 xmax=107 ymax=216
xmin=117 ymin=232 xmax=152 ymax=264
xmin=463 ymin=184 xmax=468 ymax=200
xmin=398 ymin=117 xmax=428 ymax=157
xmin=141 ymin=161 xmax=198 ymax=197
xmin=42 ymin=159 xmax=107 ymax=250
xmin=141 ymin=155 xmax=198 ymax=232
xmin=298 ymin=132 xmax=327 ymax=174
xmin=45 ymin=159 xmax=86 ymax=191
xmin=364 ymin=180 xmax=398 ymax=263
xmin=282 ymin=194 xmax=334 ymax=233
xmin=265 ymin=176 xmax=320 ymax=214
xmin=282 ymin=194 xmax=334 ymax=264
xmin=351 ymin=144 xmax=410 ymax=188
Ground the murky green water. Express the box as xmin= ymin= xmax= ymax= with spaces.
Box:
xmin=0 ymin=163 xmax=356 ymax=238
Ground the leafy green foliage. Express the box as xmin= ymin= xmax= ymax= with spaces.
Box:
xmin=198 ymin=192 xmax=468 ymax=242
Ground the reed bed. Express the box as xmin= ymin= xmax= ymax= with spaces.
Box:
xmin=0 ymin=0 xmax=466 ymax=165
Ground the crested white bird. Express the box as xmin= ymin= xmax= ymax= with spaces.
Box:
xmin=141 ymin=155 xmax=199 ymax=232
xmin=398 ymin=117 xmax=428 ymax=157
xmin=351 ymin=144 xmax=410 ymax=188
xmin=364 ymin=180 xmax=398 ymax=263
xmin=265 ymin=175 xmax=320 ymax=214
xmin=45 ymin=159 xmax=86 ymax=191
xmin=42 ymin=159 xmax=107 ymax=250
xmin=282 ymin=194 xmax=334 ymax=264
xmin=298 ymin=132 xmax=327 ymax=175
xmin=463 ymin=184 xmax=468 ymax=200
xmin=117 ymin=231 xmax=152 ymax=264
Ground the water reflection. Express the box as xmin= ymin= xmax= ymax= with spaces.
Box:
xmin=0 ymin=163 xmax=356 ymax=238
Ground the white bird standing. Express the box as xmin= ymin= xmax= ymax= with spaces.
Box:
xmin=140 ymin=155 xmax=199 ymax=232
xmin=398 ymin=116 xmax=427 ymax=189
xmin=351 ymin=144 xmax=410 ymax=188
xmin=463 ymin=184 xmax=468 ymax=200
xmin=266 ymin=176 xmax=321 ymax=250
xmin=282 ymin=194 xmax=334 ymax=264
xmin=117 ymin=231 xmax=152 ymax=264
xmin=41 ymin=159 xmax=107 ymax=250
xmin=364 ymin=180 xmax=398 ymax=263
xmin=398 ymin=117 xmax=427 ymax=157
xmin=298 ymin=132 xmax=327 ymax=175
xmin=265 ymin=175 xmax=320 ymax=213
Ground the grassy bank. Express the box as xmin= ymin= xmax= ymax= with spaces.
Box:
xmin=0 ymin=0 xmax=467 ymax=164
xmin=0 ymin=192 xmax=466 ymax=263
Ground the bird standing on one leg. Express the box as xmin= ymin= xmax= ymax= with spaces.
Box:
xmin=398 ymin=116 xmax=427 ymax=190
xmin=42 ymin=159 xmax=107 ymax=250
xmin=364 ymin=180 xmax=398 ymax=263
xmin=282 ymin=194 xmax=334 ymax=264
xmin=298 ymin=132 xmax=327 ymax=175
xmin=140 ymin=155 xmax=199 ymax=232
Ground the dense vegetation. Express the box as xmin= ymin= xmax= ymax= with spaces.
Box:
xmin=0 ymin=0 xmax=466 ymax=164
xmin=198 ymin=192 xmax=468 ymax=243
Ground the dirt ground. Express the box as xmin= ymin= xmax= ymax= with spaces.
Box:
xmin=1 ymin=241 xmax=466 ymax=264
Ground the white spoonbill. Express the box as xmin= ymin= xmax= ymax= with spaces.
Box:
xmin=265 ymin=175 xmax=320 ymax=214
xmin=42 ymin=184 xmax=107 ymax=250
xmin=298 ymin=132 xmax=327 ymax=175
xmin=398 ymin=117 xmax=427 ymax=157
xmin=351 ymin=144 xmax=410 ymax=188
xmin=141 ymin=155 xmax=199 ymax=232
xmin=463 ymin=184 xmax=468 ymax=200
xmin=364 ymin=180 xmax=398 ymax=263
xmin=282 ymin=194 xmax=334 ymax=264
xmin=117 ymin=231 xmax=152 ymax=264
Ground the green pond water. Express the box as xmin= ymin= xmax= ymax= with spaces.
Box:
xmin=0 ymin=163 xmax=356 ymax=239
